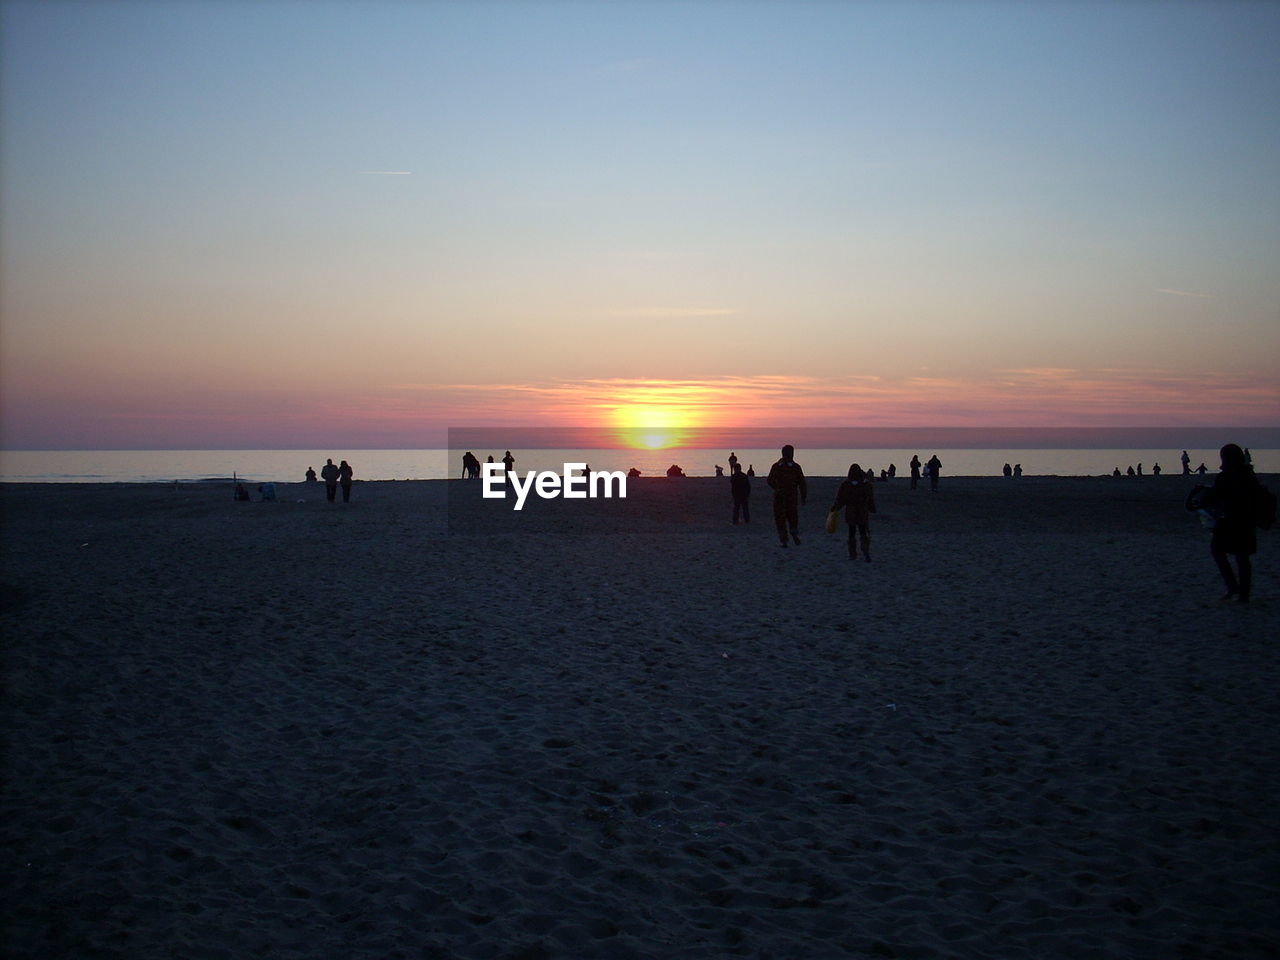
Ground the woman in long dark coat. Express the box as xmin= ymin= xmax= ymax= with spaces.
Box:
xmin=1205 ymin=443 xmax=1260 ymax=602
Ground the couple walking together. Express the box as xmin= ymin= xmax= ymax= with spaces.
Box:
xmin=766 ymin=445 xmax=874 ymax=560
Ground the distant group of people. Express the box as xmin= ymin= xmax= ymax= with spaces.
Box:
xmin=461 ymin=451 xmax=515 ymax=479
xmin=305 ymin=458 xmax=354 ymax=502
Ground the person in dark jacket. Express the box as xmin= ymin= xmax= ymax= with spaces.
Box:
xmin=830 ymin=462 xmax=876 ymax=561
xmin=730 ymin=462 xmax=751 ymax=525
xmin=320 ymin=458 xmax=340 ymax=502
xmin=767 ymin=444 xmax=806 ymax=547
xmin=909 ymin=455 xmax=921 ymax=490
xmin=1203 ymin=443 xmax=1260 ymax=602
xmin=338 ymin=459 xmax=354 ymax=503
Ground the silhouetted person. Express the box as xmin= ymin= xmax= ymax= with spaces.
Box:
xmin=1003 ymin=463 xmax=1012 ymax=478
xmin=305 ymin=466 xmax=317 ymax=483
xmin=1127 ymin=465 xmax=1136 ymax=477
xmin=487 ymin=455 xmax=495 ymax=464
xmin=233 ymin=482 xmax=251 ymax=502
xmin=627 ymin=467 xmax=641 ymax=478
xmin=1113 ymin=467 xmax=1122 ymax=478
xmin=715 ymin=464 xmax=725 ymax=477
xmin=338 ymin=459 xmax=354 ymax=502
xmin=747 ymin=464 xmax=755 ymax=477
xmin=909 ymin=455 xmax=921 ymax=490
xmin=1137 ymin=463 xmax=1143 ymax=476
xmin=502 ymin=450 xmax=515 ymax=473
xmin=767 ymin=444 xmax=807 ymax=547
xmin=461 ymin=452 xmax=475 ymax=479
xmin=1181 ymin=450 xmax=1191 ymax=475
xmin=1013 ymin=463 xmax=1022 ymax=478
xmin=831 ymin=462 xmax=875 ymax=561
xmin=1196 ymin=462 xmax=1208 ymax=475
xmin=1152 ymin=463 xmax=1161 ymax=476
xmin=321 ymin=458 xmax=340 ymax=502
xmin=1202 ymin=443 xmax=1260 ymax=602
xmin=927 ymin=454 xmax=942 ymax=492
xmin=728 ymin=451 xmax=738 ymax=475
xmin=887 ymin=463 xmax=896 ymax=479
xmin=666 ymin=464 xmax=685 ymax=478
xmin=730 ymin=462 xmax=751 ymax=525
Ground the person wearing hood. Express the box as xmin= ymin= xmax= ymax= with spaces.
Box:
xmin=830 ymin=462 xmax=876 ymax=562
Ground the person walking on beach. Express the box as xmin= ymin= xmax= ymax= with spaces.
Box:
xmin=927 ymin=454 xmax=942 ymax=492
xmin=909 ymin=455 xmax=921 ymax=490
xmin=767 ymin=444 xmax=807 ymax=547
xmin=830 ymin=462 xmax=876 ymax=561
xmin=320 ymin=458 xmax=340 ymax=502
xmin=730 ymin=462 xmax=751 ymax=525
xmin=338 ymin=459 xmax=354 ymax=502
xmin=1201 ymin=443 xmax=1262 ymax=603
xmin=1181 ymin=450 xmax=1191 ymax=475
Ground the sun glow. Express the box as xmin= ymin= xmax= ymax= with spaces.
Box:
xmin=607 ymin=392 xmax=718 ymax=449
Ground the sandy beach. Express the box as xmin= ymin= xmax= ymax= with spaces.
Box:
xmin=2 ymin=475 xmax=1277 ymax=959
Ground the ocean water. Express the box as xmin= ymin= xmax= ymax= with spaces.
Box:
xmin=1 ymin=448 xmax=1273 ymax=484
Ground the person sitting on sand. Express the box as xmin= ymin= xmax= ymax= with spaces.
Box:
xmin=767 ymin=444 xmax=807 ymax=547
xmin=1152 ymin=463 xmax=1161 ymax=476
xmin=830 ymin=462 xmax=875 ymax=562
xmin=258 ymin=482 xmax=277 ymax=502
xmin=1127 ymin=465 xmax=1136 ymax=477
xmin=1200 ymin=443 xmax=1262 ymax=603
xmin=627 ymin=467 xmax=641 ymax=478
xmin=1113 ymin=467 xmax=1122 ymax=477
xmin=715 ymin=464 xmax=724 ymax=477
xmin=1013 ymin=463 xmax=1022 ymax=478
xmin=305 ymin=466 xmax=317 ymax=482
xmin=234 ymin=482 xmax=251 ymax=502
xmin=747 ymin=464 xmax=755 ymax=477
xmin=730 ymin=462 xmax=751 ymax=525
xmin=338 ymin=459 xmax=354 ymax=502
xmin=1003 ymin=463 xmax=1012 ymax=477
xmin=321 ymin=458 xmax=340 ymax=501
xmin=666 ymin=464 xmax=686 ymax=478
xmin=1196 ymin=462 xmax=1208 ymax=475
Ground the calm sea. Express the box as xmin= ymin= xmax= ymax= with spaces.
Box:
xmin=1 ymin=448 xmax=1272 ymax=483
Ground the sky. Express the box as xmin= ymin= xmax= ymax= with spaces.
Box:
xmin=1 ymin=0 xmax=1278 ymax=450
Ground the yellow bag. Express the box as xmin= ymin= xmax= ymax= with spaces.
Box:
xmin=825 ymin=509 xmax=840 ymax=534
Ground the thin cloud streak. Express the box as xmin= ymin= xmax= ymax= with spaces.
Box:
xmin=1155 ymin=288 xmax=1211 ymax=298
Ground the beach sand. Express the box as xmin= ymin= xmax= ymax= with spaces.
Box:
xmin=2 ymin=475 xmax=1277 ymax=959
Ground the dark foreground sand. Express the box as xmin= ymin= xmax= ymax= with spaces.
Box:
xmin=2 ymin=476 xmax=1277 ymax=959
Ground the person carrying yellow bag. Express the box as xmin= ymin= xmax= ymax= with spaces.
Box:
xmin=830 ymin=463 xmax=876 ymax=562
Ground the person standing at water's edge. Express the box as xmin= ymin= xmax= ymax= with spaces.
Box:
xmin=909 ymin=455 xmax=921 ymax=490
xmin=502 ymin=450 xmax=515 ymax=474
xmin=1201 ymin=443 xmax=1261 ymax=603
xmin=831 ymin=462 xmax=875 ymax=562
xmin=320 ymin=458 xmax=339 ymax=502
xmin=767 ymin=444 xmax=806 ymax=547
xmin=338 ymin=459 xmax=354 ymax=503
xmin=927 ymin=454 xmax=942 ymax=492
xmin=730 ymin=462 xmax=751 ymax=525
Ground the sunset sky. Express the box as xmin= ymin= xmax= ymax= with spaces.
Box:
xmin=2 ymin=0 xmax=1277 ymax=449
